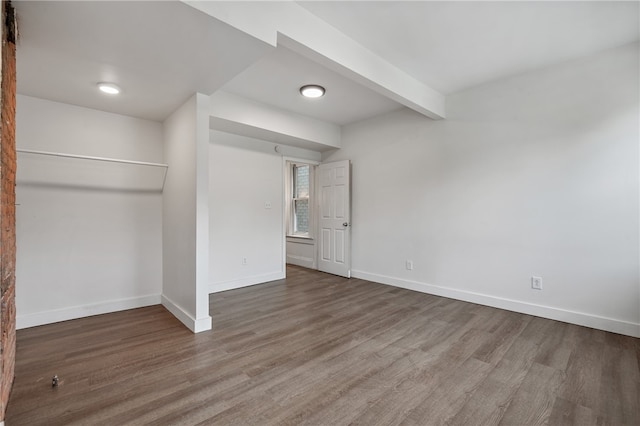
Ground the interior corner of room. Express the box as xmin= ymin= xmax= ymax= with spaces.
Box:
xmin=3 ymin=0 xmax=639 ymax=423
xmin=11 ymin=1 xmax=640 ymax=339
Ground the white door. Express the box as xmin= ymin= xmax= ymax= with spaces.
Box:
xmin=317 ymin=160 xmax=351 ymax=278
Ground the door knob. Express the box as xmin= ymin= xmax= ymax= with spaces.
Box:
xmin=343 ymin=222 xmax=349 ymax=227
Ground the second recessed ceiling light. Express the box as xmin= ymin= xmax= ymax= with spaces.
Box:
xmin=97 ymin=82 xmax=121 ymax=95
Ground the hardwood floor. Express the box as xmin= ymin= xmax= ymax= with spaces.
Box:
xmin=6 ymin=265 xmax=640 ymax=425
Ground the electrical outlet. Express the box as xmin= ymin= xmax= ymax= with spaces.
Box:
xmin=406 ymin=260 xmax=413 ymax=270
xmin=264 ymin=202 xmax=272 ymax=209
xmin=531 ymin=276 xmax=542 ymax=290
xmin=242 ymin=257 xmax=248 ymax=266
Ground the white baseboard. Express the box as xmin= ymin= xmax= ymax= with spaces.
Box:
xmin=209 ymin=271 xmax=285 ymax=294
xmin=286 ymin=254 xmax=315 ymax=269
xmin=352 ymin=270 xmax=640 ymax=338
xmin=17 ymin=294 xmax=161 ymax=330
xmin=161 ymin=294 xmax=212 ymax=333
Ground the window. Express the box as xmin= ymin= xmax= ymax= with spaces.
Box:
xmin=289 ymin=163 xmax=313 ymax=237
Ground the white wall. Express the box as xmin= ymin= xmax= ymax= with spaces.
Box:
xmin=286 ymin=237 xmax=316 ymax=269
xmin=162 ymin=93 xmax=212 ymax=333
xmin=15 ymin=95 xmax=163 ymax=328
xmin=209 ymin=130 xmax=319 ymax=292
xmin=323 ymin=43 xmax=640 ymax=337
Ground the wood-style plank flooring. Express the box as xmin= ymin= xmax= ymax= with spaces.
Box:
xmin=6 ymin=266 xmax=640 ymax=425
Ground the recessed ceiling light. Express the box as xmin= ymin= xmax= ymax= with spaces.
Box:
xmin=300 ymin=85 xmax=325 ymax=98
xmin=97 ymin=82 xmax=121 ymax=95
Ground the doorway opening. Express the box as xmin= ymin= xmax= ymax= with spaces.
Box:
xmin=285 ymin=160 xmax=318 ymax=270
xmin=284 ymin=159 xmax=351 ymax=278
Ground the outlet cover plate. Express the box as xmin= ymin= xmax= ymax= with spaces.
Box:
xmin=531 ymin=276 xmax=543 ymax=290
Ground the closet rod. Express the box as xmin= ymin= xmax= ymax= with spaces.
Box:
xmin=16 ymin=149 xmax=169 ymax=169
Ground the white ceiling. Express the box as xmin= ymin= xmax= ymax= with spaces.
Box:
xmin=221 ymin=45 xmax=403 ymax=126
xmin=298 ymin=1 xmax=640 ymax=94
xmin=14 ymin=1 xmax=640 ymax=126
xmin=15 ymin=1 xmax=270 ymax=121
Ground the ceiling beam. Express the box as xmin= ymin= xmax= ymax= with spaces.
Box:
xmin=210 ymin=91 xmax=341 ymax=152
xmin=183 ymin=1 xmax=445 ymax=120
